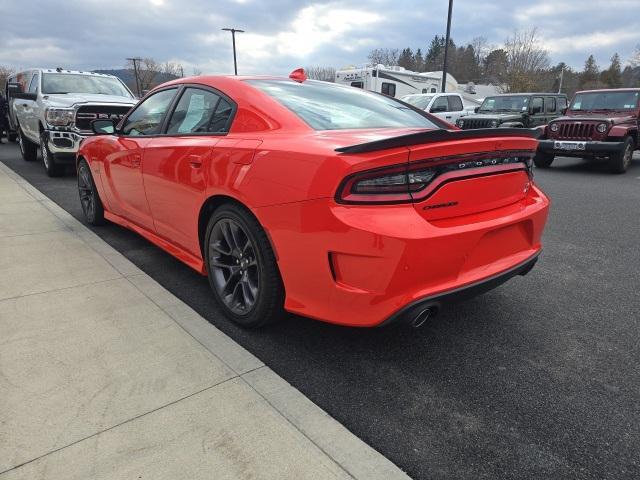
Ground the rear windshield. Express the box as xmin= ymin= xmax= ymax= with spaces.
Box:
xmin=570 ymin=91 xmax=640 ymax=111
xmin=42 ymin=73 xmax=133 ymax=97
xmin=247 ymin=79 xmax=439 ymax=130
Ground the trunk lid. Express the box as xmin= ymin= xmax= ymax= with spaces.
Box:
xmin=406 ymin=136 xmax=535 ymax=220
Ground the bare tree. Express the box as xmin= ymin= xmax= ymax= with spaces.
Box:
xmin=0 ymin=65 xmax=15 ymax=91
xmin=192 ymin=67 xmax=203 ymax=76
xmin=502 ymin=28 xmax=550 ymax=92
xmin=304 ymin=66 xmax=336 ymax=82
xmin=125 ymin=58 xmax=162 ymax=92
xmin=471 ymin=36 xmax=490 ymax=66
xmin=161 ymin=61 xmax=184 ymax=78
xmin=367 ymin=48 xmax=400 ymax=66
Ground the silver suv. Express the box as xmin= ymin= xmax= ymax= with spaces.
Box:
xmin=6 ymin=68 xmax=137 ymax=176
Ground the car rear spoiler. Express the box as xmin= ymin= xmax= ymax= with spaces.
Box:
xmin=335 ymin=128 xmax=542 ymax=154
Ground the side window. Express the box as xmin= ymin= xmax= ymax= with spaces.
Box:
xmin=430 ymin=96 xmax=448 ymax=112
xmin=167 ymin=87 xmax=233 ymax=134
xmin=350 ymin=82 xmax=363 ymax=89
xmin=430 ymin=87 xmax=437 ymax=93
xmin=557 ymin=97 xmax=568 ymax=110
xmin=545 ymin=97 xmax=556 ymax=113
xmin=448 ymin=95 xmax=463 ymax=112
xmin=28 ymin=73 xmax=39 ymax=94
xmin=122 ymin=88 xmax=177 ymax=136
xmin=531 ymin=97 xmax=544 ymax=114
xmin=381 ymin=82 xmax=396 ymax=97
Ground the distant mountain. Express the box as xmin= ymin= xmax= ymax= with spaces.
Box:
xmin=93 ymin=69 xmax=180 ymax=89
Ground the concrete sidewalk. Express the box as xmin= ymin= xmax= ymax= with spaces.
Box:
xmin=0 ymin=162 xmax=410 ymax=480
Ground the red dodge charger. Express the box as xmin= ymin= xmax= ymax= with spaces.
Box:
xmin=77 ymin=72 xmax=550 ymax=328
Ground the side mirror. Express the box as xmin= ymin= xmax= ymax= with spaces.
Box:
xmin=561 ymin=107 xmax=567 ymax=115
xmin=7 ymin=83 xmax=22 ymax=96
xmin=474 ymin=106 xmax=480 ymax=113
xmin=92 ymin=119 xmax=116 ymax=135
xmin=531 ymin=107 xmax=542 ymax=115
xmin=430 ymin=105 xmax=447 ymax=113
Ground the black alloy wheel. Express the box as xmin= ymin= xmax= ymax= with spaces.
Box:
xmin=205 ymin=204 xmax=284 ymax=328
xmin=209 ymin=218 xmax=260 ymax=315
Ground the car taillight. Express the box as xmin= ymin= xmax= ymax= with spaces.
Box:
xmin=336 ymin=152 xmax=533 ymax=204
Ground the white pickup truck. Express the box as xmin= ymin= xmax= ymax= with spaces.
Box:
xmin=400 ymin=93 xmax=470 ymax=126
xmin=6 ymin=68 xmax=137 ymax=176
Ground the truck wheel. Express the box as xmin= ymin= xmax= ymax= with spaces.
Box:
xmin=8 ymin=132 xmax=18 ymax=143
xmin=77 ymin=159 xmax=105 ymax=225
xmin=40 ymin=131 xmax=64 ymax=177
xmin=534 ymin=152 xmax=554 ymax=168
xmin=609 ymin=137 xmax=634 ymax=174
xmin=18 ymin=127 xmax=38 ymax=162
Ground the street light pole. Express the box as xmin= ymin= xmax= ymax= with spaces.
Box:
xmin=441 ymin=0 xmax=453 ymax=92
xmin=222 ymin=28 xmax=245 ymax=75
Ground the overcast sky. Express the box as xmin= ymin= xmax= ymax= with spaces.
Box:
xmin=1 ymin=0 xmax=639 ymax=76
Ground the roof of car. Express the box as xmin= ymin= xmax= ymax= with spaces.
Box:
xmin=487 ymin=92 xmax=567 ymax=97
xmin=29 ymin=68 xmax=119 ymax=78
xmin=575 ymin=88 xmax=640 ymax=94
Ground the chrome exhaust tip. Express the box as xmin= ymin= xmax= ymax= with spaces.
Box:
xmin=411 ymin=307 xmax=435 ymax=328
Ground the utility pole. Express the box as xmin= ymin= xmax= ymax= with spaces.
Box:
xmin=222 ymin=28 xmax=244 ymax=75
xmin=558 ymin=65 xmax=565 ymax=93
xmin=441 ymin=0 xmax=454 ymax=92
xmin=126 ymin=57 xmax=142 ymax=97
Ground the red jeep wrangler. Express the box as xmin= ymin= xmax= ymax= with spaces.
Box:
xmin=536 ymin=88 xmax=639 ymax=173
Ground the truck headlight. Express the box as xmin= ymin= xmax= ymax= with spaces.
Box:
xmin=596 ymin=123 xmax=608 ymax=133
xmin=490 ymin=120 xmax=499 ymax=128
xmin=550 ymin=123 xmax=559 ymax=132
xmin=45 ymin=108 xmax=75 ymax=126
xmin=457 ymin=119 xmax=464 ymax=128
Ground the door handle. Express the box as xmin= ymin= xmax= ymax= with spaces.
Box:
xmin=188 ymin=155 xmax=202 ymax=168
xmin=446 ymin=116 xmax=452 ymax=119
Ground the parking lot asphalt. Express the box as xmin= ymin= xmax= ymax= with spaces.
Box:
xmin=1 ymin=143 xmax=639 ymax=480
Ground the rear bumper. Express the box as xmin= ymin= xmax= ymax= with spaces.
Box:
xmin=538 ymin=139 xmax=624 ymax=156
xmin=378 ymin=252 xmax=539 ymax=327
xmin=256 ymin=184 xmax=550 ymax=328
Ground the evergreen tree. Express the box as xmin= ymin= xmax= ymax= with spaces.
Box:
xmin=601 ymin=53 xmax=622 ymax=88
xmin=580 ymin=55 xmax=600 ymax=88
xmin=398 ymin=48 xmax=415 ymax=70
xmin=414 ymin=48 xmax=424 ymax=72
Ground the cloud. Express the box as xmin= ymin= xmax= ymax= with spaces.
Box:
xmin=0 ymin=0 xmax=637 ymax=76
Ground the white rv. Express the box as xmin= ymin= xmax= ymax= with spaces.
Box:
xmin=334 ymin=65 xmax=458 ymax=98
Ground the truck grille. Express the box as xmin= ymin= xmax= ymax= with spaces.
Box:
xmin=556 ymin=122 xmax=596 ymax=140
xmin=75 ymin=105 xmax=132 ymax=132
xmin=460 ymin=118 xmax=493 ymax=129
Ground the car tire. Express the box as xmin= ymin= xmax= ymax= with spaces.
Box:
xmin=18 ymin=127 xmax=38 ymax=162
xmin=204 ymin=203 xmax=284 ymax=328
xmin=534 ymin=152 xmax=554 ymax=168
xmin=77 ymin=158 xmax=105 ymax=226
xmin=8 ymin=132 xmax=18 ymax=142
xmin=40 ymin=131 xmax=64 ymax=177
xmin=609 ymin=136 xmax=634 ymax=174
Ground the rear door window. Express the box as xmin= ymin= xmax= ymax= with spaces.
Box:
xmin=545 ymin=97 xmax=556 ymax=113
xmin=448 ymin=95 xmax=464 ymax=112
xmin=166 ymin=87 xmax=233 ymax=135
xmin=531 ymin=97 xmax=544 ymax=114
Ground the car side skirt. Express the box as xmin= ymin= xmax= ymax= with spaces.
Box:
xmin=104 ymin=211 xmax=207 ymax=275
